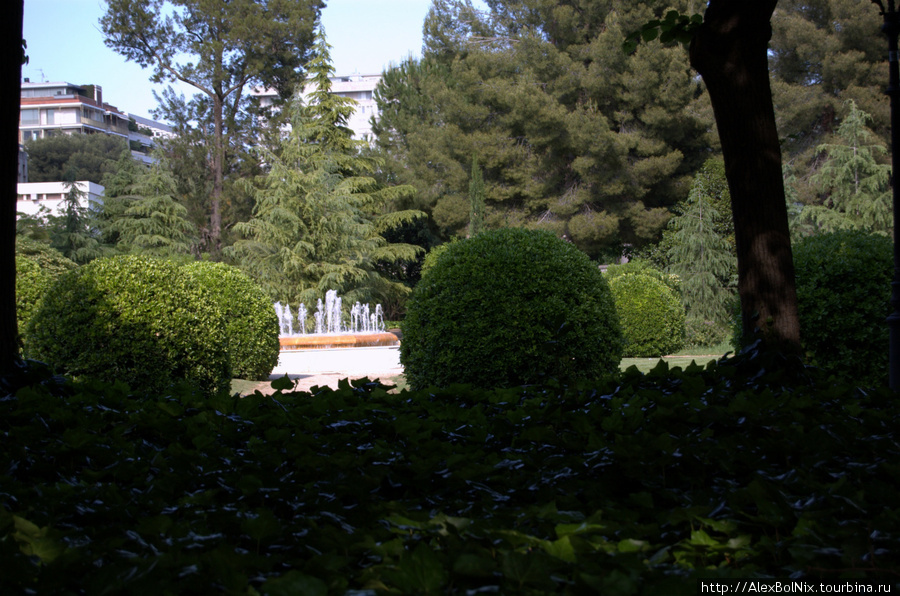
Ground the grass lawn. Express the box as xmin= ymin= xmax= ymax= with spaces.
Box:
xmin=620 ymin=341 xmax=734 ymax=373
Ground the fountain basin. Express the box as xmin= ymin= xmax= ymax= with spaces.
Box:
xmin=279 ymin=331 xmax=400 ymax=350
xmin=273 ymin=345 xmax=402 ymax=375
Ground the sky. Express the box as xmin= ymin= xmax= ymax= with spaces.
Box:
xmin=22 ymin=0 xmax=440 ymax=121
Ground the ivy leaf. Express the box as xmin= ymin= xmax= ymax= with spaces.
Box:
xmin=260 ymin=571 xmax=327 ymax=596
xmin=270 ymin=375 xmax=295 ymax=391
xmin=12 ymin=515 xmax=65 ymax=564
xmin=241 ymin=508 xmax=282 ymax=543
xmin=623 ymin=11 xmax=703 ymax=53
xmin=542 ymin=535 xmax=577 ymax=563
xmin=387 ymin=542 xmax=447 ymax=593
xmin=501 ymin=551 xmax=552 ymax=588
xmin=452 ymin=553 xmax=496 ymax=577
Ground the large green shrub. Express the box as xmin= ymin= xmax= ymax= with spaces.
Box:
xmin=605 ymin=259 xmax=681 ymax=297
xmin=15 ymin=236 xmax=79 ymax=278
xmin=684 ymin=316 xmax=730 ymax=349
xmin=26 ymin=255 xmax=230 ymax=394
xmin=182 ymin=261 xmax=280 ymax=380
xmin=793 ymin=230 xmax=892 ymax=386
xmin=15 ymin=244 xmax=77 ymax=337
xmin=15 ymin=257 xmax=52 ymax=333
xmin=401 ymin=228 xmax=623 ymax=389
xmin=608 ymin=272 xmax=685 ymax=357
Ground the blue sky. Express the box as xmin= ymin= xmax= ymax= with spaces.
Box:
xmin=22 ymin=0 xmax=441 ymax=120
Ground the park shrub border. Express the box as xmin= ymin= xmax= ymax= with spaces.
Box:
xmin=793 ymin=230 xmax=892 ymax=387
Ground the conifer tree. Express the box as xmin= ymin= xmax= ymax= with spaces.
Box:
xmin=48 ymin=174 xmax=103 ymax=264
xmin=468 ymin=156 xmax=485 ymax=237
xmin=102 ymin=160 xmax=198 ymax=258
xmin=97 ymin=150 xmax=147 ymax=247
xmin=805 ymin=100 xmax=892 ymax=235
xmin=101 ymin=150 xmax=146 ymax=200
xmin=373 ymin=0 xmax=712 ymax=255
xmin=666 ymin=159 xmax=736 ymax=329
xmin=770 ymin=0 xmax=887 ymax=203
xmin=783 ymin=164 xmax=816 ymax=242
xmin=229 ymin=30 xmax=424 ymax=307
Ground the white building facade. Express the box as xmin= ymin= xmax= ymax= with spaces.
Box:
xmin=19 ymin=81 xmax=172 ymax=164
xmin=16 ymin=181 xmax=104 ymax=218
xmin=252 ymin=73 xmax=382 ymax=140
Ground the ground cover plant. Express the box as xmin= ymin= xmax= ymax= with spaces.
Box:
xmin=402 ymin=228 xmax=623 ymax=389
xmin=2 ymin=345 xmax=899 ymax=594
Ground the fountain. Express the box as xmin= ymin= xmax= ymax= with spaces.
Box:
xmin=274 ymin=290 xmax=400 ymax=362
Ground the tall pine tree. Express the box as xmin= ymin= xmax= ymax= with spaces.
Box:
xmin=102 ymin=159 xmax=198 ymax=258
xmin=468 ymin=155 xmax=485 ymax=237
xmin=805 ymin=100 xmax=892 ymax=235
xmin=229 ymin=30 xmax=424 ymax=307
xmin=770 ymin=0 xmax=888 ymax=205
xmin=372 ymin=0 xmax=713 ymax=257
xmin=48 ymin=174 xmax=103 ymax=264
xmin=665 ymin=159 xmax=736 ymax=333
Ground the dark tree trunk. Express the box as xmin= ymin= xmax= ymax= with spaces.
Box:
xmin=690 ymin=0 xmax=802 ymax=351
xmin=0 ymin=1 xmax=24 ymax=374
xmin=211 ymin=92 xmax=224 ymax=256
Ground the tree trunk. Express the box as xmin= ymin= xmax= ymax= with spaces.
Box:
xmin=0 ymin=0 xmax=24 ymax=374
xmin=690 ymin=0 xmax=802 ymax=351
xmin=210 ymin=93 xmax=224 ymax=256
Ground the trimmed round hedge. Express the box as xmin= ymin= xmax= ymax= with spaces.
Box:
xmin=15 ymin=245 xmax=77 ymax=334
xmin=608 ymin=273 xmax=685 ymax=358
xmin=182 ymin=261 xmax=280 ymax=381
xmin=16 ymin=256 xmax=53 ymax=334
xmin=793 ymin=230 xmax=892 ymax=386
xmin=401 ymin=228 xmax=623 ymax=389
xmin=26 ymin=255 xmax=230 ymax=395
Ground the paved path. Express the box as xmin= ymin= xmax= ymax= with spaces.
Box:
xmin=249 ymin=366 xmax=405 ymax=395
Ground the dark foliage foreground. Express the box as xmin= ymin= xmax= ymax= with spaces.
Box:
xmin=1 ymin=346 xmax=899 ymax=594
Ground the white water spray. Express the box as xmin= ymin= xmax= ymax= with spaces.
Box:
xmin=274 ymin=290 xmax=386 ymax=337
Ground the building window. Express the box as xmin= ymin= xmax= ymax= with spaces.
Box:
xmin=20 ymin=109 xmax=39 ymax=125
xmin=56 ymin=108 xmax=79 ymax=124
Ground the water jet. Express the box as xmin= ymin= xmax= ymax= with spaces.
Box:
xmin=273 ymin=290 xmax=401 ymax=374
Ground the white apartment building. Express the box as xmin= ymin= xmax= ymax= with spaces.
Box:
xmin=19 ymin=81 xmax=172 ymax=162
xmin=16 ymin=181 xmax=105 ymax=219
xmin=20 ymin=81 xmax=131 ymax=142
xmin=18 ymin=144 xmax=27 ymax=183
xmin=252 ymin=73 xmax=382 ymax=140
